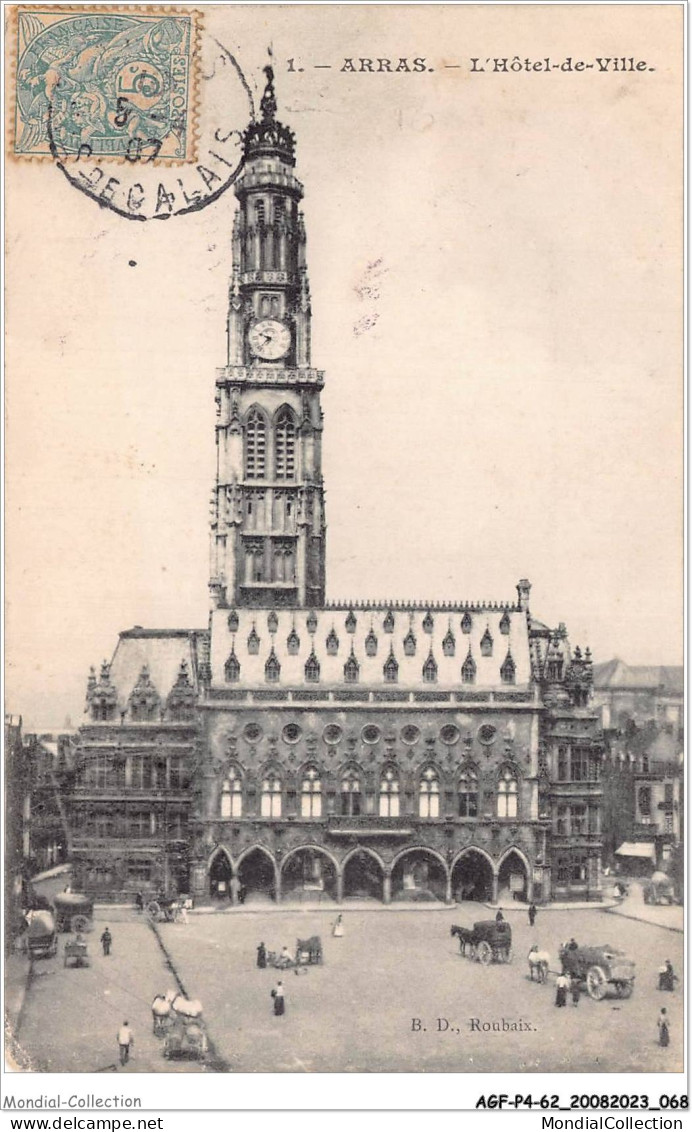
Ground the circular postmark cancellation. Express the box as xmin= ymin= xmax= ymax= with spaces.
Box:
xmin=11 ymin=7 xmax=255 ymax=219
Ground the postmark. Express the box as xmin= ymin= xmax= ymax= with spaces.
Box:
xmin=11 ymin=7 xmax=201 ymax=162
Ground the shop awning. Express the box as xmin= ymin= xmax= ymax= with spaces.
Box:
xmin=615 ymin=842 xmax=655 ymax=860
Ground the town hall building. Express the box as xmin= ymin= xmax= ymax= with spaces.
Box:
xmin=66 ymin=68 xmax=604 ymax=907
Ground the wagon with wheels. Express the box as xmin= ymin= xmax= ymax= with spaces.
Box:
xmin=295 ymin=936 xmax=323 ymax=966
xmin=53 ymin=892 xmax=94 ymax=934
xmin=25 ymin=910 xmax=58 ymax=960
xmin=162 ymin=996 xmax=208 ymax=1060
xmin=451 ymin=920 xmax=513 ymax=965
xmin=64 ymin=936 xmax=90 ymax=968
xmin=146 ymin=895 xmax=183 ymax=923
xmin=559 ymin=943 xmax=635 ymax=1001
xmin=642 ymin=872 xmax=675 ymax=906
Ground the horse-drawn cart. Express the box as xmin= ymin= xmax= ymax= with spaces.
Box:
xmin=559 ymin=943 xmax=635 ymax=1000
xmin=64 ymin=936 xmax=90 ymax=969
xmin=295 ymin=936 xmax=323 ymax=966
xmin=451 ymin=920 xmax=513 ymax=965
xmin=162 ymin=996 xmax=208 ymax=1061
xmin=53 ymin=893 xmax=94 ymax=934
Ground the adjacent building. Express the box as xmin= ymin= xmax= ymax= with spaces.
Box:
xmin=66 ymin=67 xmax=604 ymax=906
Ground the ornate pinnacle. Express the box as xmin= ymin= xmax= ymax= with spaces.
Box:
xmin=260 ymin=64 xmax=277 ymax=122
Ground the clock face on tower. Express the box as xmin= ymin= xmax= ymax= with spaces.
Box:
xmin=248 ymin=319 xmax=291 ymax=361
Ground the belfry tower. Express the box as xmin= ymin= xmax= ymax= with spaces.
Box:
xmin=209 ymin=66 xmax=326 ymax=610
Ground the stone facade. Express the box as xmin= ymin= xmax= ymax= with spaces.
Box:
xmin=66 ymin=68 xmax=604 ymax=905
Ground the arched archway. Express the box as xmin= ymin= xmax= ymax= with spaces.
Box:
xmin=498 ymin=848 xmax=530 ymax=903
xmin=280 ymin=847 xmax=338 ymax=903
xmin=391 ymin=848 xmax=448 ymax=902
xmin=237 ymin=847 xmax=277 ymax=904
xmin=342 ymin=849 xmax=385 ymax=902
xmin=451 ymin=848 xmax=494 ymax=903
xmin=209 ymin=848 xmax=234 ymax=901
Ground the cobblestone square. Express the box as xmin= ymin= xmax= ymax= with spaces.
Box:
xmin=13 ymin=903 xmax=683 ymax=1075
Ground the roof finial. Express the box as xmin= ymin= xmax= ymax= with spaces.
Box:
xmin=261 ymin=51 xmax=277 ymax=122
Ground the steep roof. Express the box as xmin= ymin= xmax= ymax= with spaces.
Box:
xmin=593 ymin=658 xmax=683 ymax=694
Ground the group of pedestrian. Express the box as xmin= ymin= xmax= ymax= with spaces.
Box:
xmin=554 ymin=972 xmax=580 ymax=1008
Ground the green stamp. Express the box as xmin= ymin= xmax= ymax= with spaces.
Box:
xmin=12 ymin=8 xmax=199 ymax=161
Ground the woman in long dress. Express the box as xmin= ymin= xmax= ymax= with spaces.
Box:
xmin=271 ymin=980 xmax=285 ymax=1016
xmin=658 ymin=1008 xmax=670 ymax=1047
xmin=332 ymin=914 xmax=344 ymax=938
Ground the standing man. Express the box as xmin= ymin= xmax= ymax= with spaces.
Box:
xmin=555 ymin=973 xmax=569 ymax=1008
xmin=271 ymin=980 xmax=285 ymax=1016
xmin=528 ymin=903 xmax=537 ymax=928
xmin=117 ymin=1021 xmax=134 ymax=1066
xmin=100 ymin=927 xmax=112 ymax=956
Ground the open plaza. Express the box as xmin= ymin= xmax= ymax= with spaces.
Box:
xmin=10 ymin=893 xmax=683 ymax=1075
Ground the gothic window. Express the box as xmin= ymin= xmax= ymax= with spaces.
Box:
xmin=168 ymin=755 xmax=187 ymax=791
xmin=326 ymin=627 xmax=339 ymax=655
xmin=500 ymin=651 xmax=516 ymax=685
xmin=265 ymin=648 xmax=281 ymax=683
xmin=383 ymin=610 xmax=395 ymax=633
xmin=287 ymin=627 xmax=300 ymax=655
xmin=306 ymin=611 xmax=318 ymax=634
xmin=221 ymin=768 xmax=243 ymax=818
xmin=570 ymin=748 xmax=591 ymax=781
xmin=497 ymin=768 xmax=518 ymax=819
xmin=344 ymin=649 xmax=360 ymax=683
xmin=461 ymin=612 xmax=473 ymax=634
xmin=267 ymin=611 xmax=278 ymax=633
xmin=383 ymin=648 xmax=399 ymax=683
xmin=84 ymin=754 xmax=114 ymax=790
xmin=345 ymin=610 xmax=357 ymax=633
xmin=274 ymin=407 xmax=296 ymax=480
xmin=422 ymin=611 xmax=434 ymax=634
xmin=255 ymin=199 xmax=266 ymax=225
xmin=557 ymin=746 xmax=569 ymax=781
xmin=480 ymin=627 xmax=493 ymax=657
xmin=422 ymin=651 xmax=438 ymax=683
xmin=419 ymin=767 xmax=440 ymax=818
xmin=340 ymin=769 xmax=361 ymax=816
xmin=403 ymin=629 xmax=416 ymax=656
xmin=442 ymin=628 xmax=455 ymax=657
xmin=571 ymin=804 xmax=587 ymax=834
xmin=245 ymin=541 xmax=264 ymax=582
xmin=228 ymin=610 xmax=239 ymax=633
xmin=300 ymin=767 xmax=322 ymax=818
xmin=273 ymin=543 xmax=295 ymax=583
xmin=247 ymin=625 xmax=260 ymax=654
xmin=379 ymin=768 xmax=400 ymax=817
xmin=261 ymin=773 xmax=282 ymax=817
xmin=458 ymin=769 xmax=479 ymax=818
xmin=499 ymin=611 xmax=511 ymax=634
xmin=274 ymin=197 xmax=285 ymax=222
xmin=245 ymin=408 xmax=267 ymax=479
xmin=305 ymin=650 xmax=320 ymax=682
xmin=461 ymin=650 xmax=476 ymax=685
xmin=638 ymin=786 xmax=652 ymax=816
xmin=225 ymin=648 xmax=241 ymax=683
xmin=129 ymin=755 xmax=153 ymax=791
xmin=246 ymin=493 xmax=265 ymax=531
xmin=365 ymin=628 xmax=378 ymax=656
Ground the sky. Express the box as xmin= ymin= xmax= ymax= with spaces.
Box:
xmin=6 ymin=4 xmax=683 ymax=731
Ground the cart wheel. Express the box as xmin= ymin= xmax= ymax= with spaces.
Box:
xmin=619 ymin=981 xmax=633 ymax=999
xmin=71 ymin=914 xmax=90 ymax=934
xmin=146 ymin=901 xmax=161 ymax=921
xmin=586 ymin=965 xmax=608 ymax=1000
xmin=477 ymin=941 xmax=492 ymax=966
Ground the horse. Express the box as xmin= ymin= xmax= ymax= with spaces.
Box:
xmin=450 ymin=924 xmax=474 ymax=957
xmin=151 ymin=989 xmax=176 ymax=1035
xmin=296 ymin=936 xmax=322 ymax=965
xmin=527 ymin=948 xmax=550 ymax=983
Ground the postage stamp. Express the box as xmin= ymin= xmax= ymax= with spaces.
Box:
xmin=10 ymin=7 xmax=201 ymax=162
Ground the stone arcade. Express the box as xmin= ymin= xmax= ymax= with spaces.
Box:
xmin=67 ymin=68 xmax=604 ymax=906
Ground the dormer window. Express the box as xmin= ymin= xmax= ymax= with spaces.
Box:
xmin=265 ymin=648 xmax=281 ymax=683
xmin=365 ymin=628 xmax=378 ymax=657
xmin=480 ymin=627 xmax=493 ymax=657
xmin=225 ymin=648 xmax=241 ymax=683
xmin=247 ymin=625 xmax=260 ymax=655
xmin=461 ymin=650 xmax=476 ymax=685
xmin=344 ymin=650 xmax=359 ymax=683
xmin=305 ymin=651 xmax=320 ymax=683
xmin=422 ymin=651 xmax=438 ymax=684
xmin=345 ymin=610 xmax=357 ymax=633
xmin=383 ymin=648 xmax=399 ymax=683
xmin=422 ymin=611 xmax=434 ymax=634
xmin=461 ymin=612 xmax=473 ymax=634
xmin=326 ymin=627 xmax=339 ymax=656
xmin=442 ymin=628 xmax=455 ymax=657
xmin=383 ymin=610 xmax=395 ymax=633
xmin=500 ymin=651 xmax=516 ymax=685
xmin=287 ymin=627 xmax=300 ymax=655
xmin=499 ymin=611 xmax=511 ymax=634
xmin=403 ymin=629 xmax=416 ymax=657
